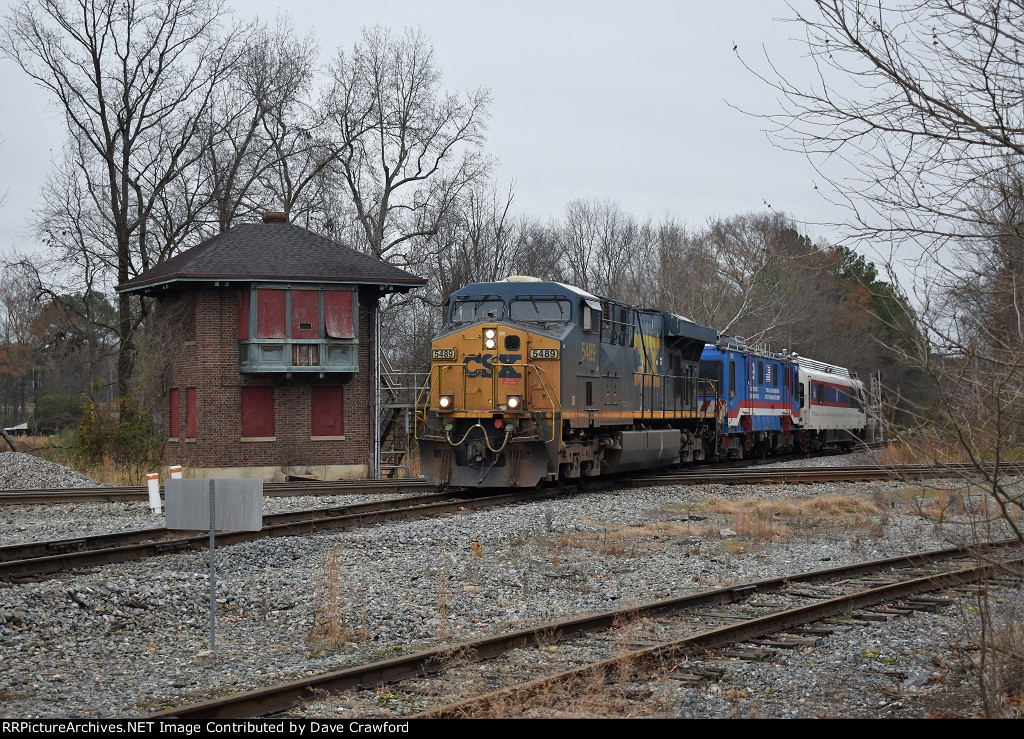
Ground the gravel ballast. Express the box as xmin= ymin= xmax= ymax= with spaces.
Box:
xmin=0 ymin=450 xmax=1021 ymax=719
xmin=0 ymin=452 xmax=105 ymax=491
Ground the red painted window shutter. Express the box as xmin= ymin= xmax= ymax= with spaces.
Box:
xmin=238 ymin=290 xmax=249 ymax=339
xmin=256 ymin=290 xmax=286 ymax=338
xmin=291 ymin=290 xmax=319 ymax=339
xmin=324 ymin=290 xmax=354 ymax=338
xmin=241 ymin=387 xmax=275 ymax=437
xmin=311 ymin=387 xmax=344 ymax=436
xmin=169 ymin=389 xmax=180 ymax=437
xmin=185 ymin=388 xmax=197 ymax=438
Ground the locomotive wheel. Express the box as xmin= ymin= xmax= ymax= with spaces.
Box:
xmin=557 ymin=463 xmax=572 ymax=487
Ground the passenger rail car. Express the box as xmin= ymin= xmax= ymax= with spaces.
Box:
xmin=415 ymin=278 xmax=868 ymax=488
xmin=793 ymin=354 xmax=868 ymax=450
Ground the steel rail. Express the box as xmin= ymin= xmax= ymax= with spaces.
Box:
xmin=414 ymin=557 xmax=1019 ymax=719
xmin=630 ymin=463 xmax=1024 ymax=487
xmin=0 ymin=490 xmax=469 ymax=563
xmin=4 ymin=461 xmax=1017 ymax=504
xmin=5 ymin=461 xmax=1017 ymax=575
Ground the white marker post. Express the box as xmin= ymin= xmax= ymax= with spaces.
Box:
xmin=170 ymin=464 xmax=183 ymax=479
xmin=146 ymin=472 xmax=161 ymax=514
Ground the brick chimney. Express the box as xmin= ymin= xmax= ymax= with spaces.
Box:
xmin=262 ymin=211 xmax=288 ymax=224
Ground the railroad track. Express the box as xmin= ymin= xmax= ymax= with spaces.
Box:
xmin=0 ymin=478 xmax=434 ymax=505
xmin=143 ymin=541 xmax=1024 ymax=719
xmin=632 ymin=462 xmax=1024 ymax=487
xmin=4 ymin=463 xmax=1011 ymax=580
xmin=3 ymin=462 xmax=1012 ymax=506
xmin=0 ymin=487 xmax=574 ymax=579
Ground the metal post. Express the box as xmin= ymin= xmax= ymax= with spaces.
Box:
xmin=372 ymin=299 xmax=381 ymax=479
xmin=208 ymin=479 xmax=216 ymax=652
xmin=868 ymin=370 xmax=884 ymax=444
xmin=874 ymin=370 xmax=884 ymax=443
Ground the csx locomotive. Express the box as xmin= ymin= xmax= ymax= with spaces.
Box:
xmin=415 ymin=277 xmax=867 ymax=487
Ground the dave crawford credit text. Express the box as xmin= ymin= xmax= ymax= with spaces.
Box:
xmin=1 ymin=722 xmax=412 ymax=735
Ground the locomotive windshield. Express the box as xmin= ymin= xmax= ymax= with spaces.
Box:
xmin=509 ymin=298 xmax=572 ymax=324
xmin=450 ymin=298 xmax=505 ymax=324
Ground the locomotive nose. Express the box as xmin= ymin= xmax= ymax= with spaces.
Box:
xmin=429 ymin=324 xmax=533 ymax=414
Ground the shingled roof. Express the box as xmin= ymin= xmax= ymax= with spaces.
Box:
xmin=116 ymin=214 xmax=426 ymax=295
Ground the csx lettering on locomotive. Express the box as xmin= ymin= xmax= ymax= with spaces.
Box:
xmin=462 ymin=353 xmax=522 ymax=378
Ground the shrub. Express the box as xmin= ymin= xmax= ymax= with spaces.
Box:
xmin=74 ymin=396 xmax=162 ymax=468
xmin=30 ymin=393 xmax=88 ymax=434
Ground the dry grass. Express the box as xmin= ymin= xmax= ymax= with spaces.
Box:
xmin=697 ymin=495 xmax=884 ymax=541
xmin=18 ymin=440 xmax=157 ymax=486
xmin=877 ymin=439 xmax=963 ymax=464
xmin=436 ymin=565 xmax=451 ymax=639
xmin=449 ymin=645 xmax=701 ymax=719
xmin=993 ymin=620 xmax=1024 ymax=709
xmin=950 ymin=581 xmax=1024 ymax=718
xmin=528 ymin=494 xmax=887 ymax=562
xmin=904 ymin=487 xmax=970 ymax=522
xmin=420 ymin=644 xmax=482 ymax=701
xmin=541 ymin=519 xmax=713 ymax=558
xmin=892 ymin=484 xmax=1024 ymax=525
xmin=2 ymin=435 xmax=51 ymax=453
xmin=876 ymin=436 xmax=1024 ymax=466
xmin=443 ymin=661 xmax=648 ymax=719
xmin=307 ymin=547 xmax=368 ymax=649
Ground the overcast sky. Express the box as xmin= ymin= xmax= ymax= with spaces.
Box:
xmin=0 ymin=1 xmax=848 ymax=261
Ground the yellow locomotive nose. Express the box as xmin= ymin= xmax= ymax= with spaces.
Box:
xmin=428 ymin=325 xmax=538 ymax=415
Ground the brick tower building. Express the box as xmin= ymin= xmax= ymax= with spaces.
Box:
xmin=116 ymin=213 xmax=425 ymax=481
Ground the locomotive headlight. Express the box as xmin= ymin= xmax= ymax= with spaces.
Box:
xmin=438 ymin=394 xmax=454 ymax=411
xmin=483 ymin=328 xmax=497 ymax=350
xmin=506 ymin=395 xmax=522 ymax=410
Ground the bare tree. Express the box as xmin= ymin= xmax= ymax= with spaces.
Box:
xmin=742 ymin=0 xmax=1024 ymax=473
xmin=556 ymin=198 xmax=658 ymax=303
xmin=323 ymin=26 xmax=492 ymax=266
xmin=743 ymin=5 xmax=1024 ymax=710
xmin=11 ymin=149 xmax=120 ymax=404
xmin=0 ymin=260 xmax=44 ymax=425
xmin=657 ymin=211 xmax=821 ymax=342
xmin=740 ymin=1 xmax=1024 ymax=246
xmin=1 ymin=0 xmax=249 ymax=395
xmin=258 ymin=101 xmax=337 ymax=230
xmin=426 ymin=179 xmax=526 ymax=298
xmin=0 ymin=128 xmax=6 ymax=210
xmin=198 ymin=18 xmax=311 ymax=230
